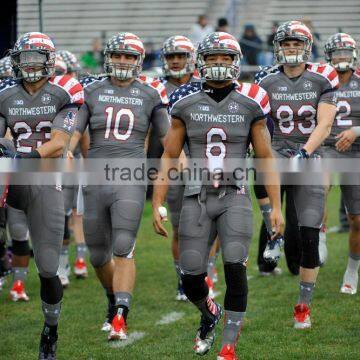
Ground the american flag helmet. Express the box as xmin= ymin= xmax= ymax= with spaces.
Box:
xmin=57 ymin=50 xmax=81 ymax=74
xmin=104 ymin=32 xmax=145 ymax=80
xmin=55 ymin=53 xmax=67 ymax=75
xmin=197 ymin=32 xmax=242 ymax=81
xmin=161 ymin=36 xmax=196 ymax=78
xmin=273 ymin=21 xmax=313 ymax=65
xmin=324 ymin=33 xmax=357 ymax=72
xmin=10 ymin=32 xmax=56 ymax=82
xmin=0 ymin=57 xmax=13 ymax=79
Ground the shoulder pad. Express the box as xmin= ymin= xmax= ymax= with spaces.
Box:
xmin=0 ymin=78 xmax=18 ymax=94
xmin=137 ymin=75 xmax=169 ymax=105
xmin=236 ymin=82 xmax=270 ymax=115
xmin=254 ymin=65 xmax=280 ymax=84
xmin=168 ymin=82 xmax=201 ymax=112
xmin=49 ymin=74 xmax=84 ymax=105
xmin=307 ymin=63 xmax=339 ymax=89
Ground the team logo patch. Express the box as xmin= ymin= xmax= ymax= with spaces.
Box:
xmin=63 ymin=110 xmax=76 ymax=131
xmin=303 ymin=81 xmax=312 ymax=90
xmin=41 ymin=93 xmax=51 ymax=105
xmin=349 ymin=80 xmax=358 ymax=89
xmin=104 ymin=89 xmax=114 ymax=95
xmin=130 ymin=88 xmax=140 ymax=96
xmin=13 ymin=99 xmax=24 ymax=105
xmin=198 ymin=104 xmax=210 ymax=111
xmin=278 ymin=86 xmax=288 ymax=91
xmin=228 ymin=102 xmax=239 ymax=113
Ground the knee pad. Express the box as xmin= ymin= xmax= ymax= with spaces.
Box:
xmin=88 ymin=244 xmax=112 ymax=268
xmin=181 ymin=273 xmax=208 ymax=302
xmin=253 ymin=185 xmax=268 ymax=200
xmin=179 ymin=249 xmax=206 ymax=275
xmin=12 ymin=239 xmax=30 ymax=256
xmin=112 ymin=231 xmax=136 ymax=259
xmin=63 ymin=215 xmax=70 ymax=240
xmin=224 ymin=263 xmax=248 ymax=312
xmin=299 ymin=226 xmax=320 ymax=269
xmin=222 ymin=241 xmax=249 ymax=265
xmin=39 ymin=275 xmax=63 ymax=304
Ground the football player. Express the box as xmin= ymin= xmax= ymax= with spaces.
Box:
xmin=255 ymin=21 xmax=338 ymax=329
xmin=0 ymin=32 xmax=84 ymax=358
xmin=153 ymin=32 xmax=283 ymax=359
xmin=55 ymin=50 xmax=89 ymax=286
xmin=324 ymin=33 xmax=360 ymax=294
xmin=70 ymin=32 xmax=170 ymax=341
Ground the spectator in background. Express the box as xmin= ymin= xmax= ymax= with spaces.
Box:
xmin=142 ymin=41 xmax=160 ymax=70
xmin=267 ymin=22 xmax=279 ymax=52
xmin=260 ymin=22 xmax=279 ymax=66
xmin=80 ymin=38 xmax=103 ymax=73
xmin=239 ymin=24 xmax=263 ymax=65
xmin=189 ymin=15 xmax=214 ymax=46
xmin=302 ymin=18 xmax=321 ymax=61
xmin=216 ymin=18 xmax=229 ymax=33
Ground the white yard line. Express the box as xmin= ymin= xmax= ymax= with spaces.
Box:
xmin=109 ymin=331 xmax=146 ymax=348
xmin=156 ymin=311 xmax=184 ymax=325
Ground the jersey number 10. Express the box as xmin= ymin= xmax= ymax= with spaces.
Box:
xmin=105 ymin=107 xmax=134 ymax=140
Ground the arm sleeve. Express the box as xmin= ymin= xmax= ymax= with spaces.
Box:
xmin=52 ymin=104 xmax=79 ymax=135
xmin=0 ymin=114 xmax=7 ymax=137
xmin=75 ymin=102 xmax=90 ymax=134
xmin=150 ymin=106 xmax=170 ymax=138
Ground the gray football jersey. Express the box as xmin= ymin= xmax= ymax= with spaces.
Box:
xmin=326 ymin=71 xmax=360 ymax=147
xmin=256 ymin=63 xmax=339 ymax=146
xmin=169 ymin=82 xmax=270 ymax=195
xmin=162 ymin=75 xmax=200 ymax=97
xmin=77 ymin=75 xmax=169 ymax=158
xmin=0 ymin=75 xmax=84 ymax=154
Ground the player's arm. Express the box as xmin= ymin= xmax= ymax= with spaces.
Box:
xmin=302 ymin=102 xmax=337 ymax=155
xmin=251 ymin=118 xmax=284 ymax=236
xmin=152 ymin=117 xmax=185 ymax=237
xmin=68 ymin=103 xmax=90 ymax=156
xmin=79 ymin=130 xmax=90 ymax=158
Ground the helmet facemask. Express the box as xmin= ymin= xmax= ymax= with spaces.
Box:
xmin=11 ymin=50 xmax=55 ymax=82
xmin=274 ymin=38 xmax=312 ymax=66
xmin=198 ymin=51 xmax=240 ymax=81
xmin=162 ymin=52 xmax=195 ymax=78
xmin=328 ymin=49 xmax=357 ymax=72
xmin=104 ymin=51 xmax=142 ymax=80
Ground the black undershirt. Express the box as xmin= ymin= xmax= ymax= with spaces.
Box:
xmin=203 ymin=82 xmax=236 ymax=103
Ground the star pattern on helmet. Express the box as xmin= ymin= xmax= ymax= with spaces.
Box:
xmin=80 ymin=75 xmax=105 ymax=88
xmin=168 ymin=82 xmax=201 ymax=113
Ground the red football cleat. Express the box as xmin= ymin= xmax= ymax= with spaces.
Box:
xmin=293 ymin=303 xmax=311 ymax=329
xmin=9 ymin=280 xmax=29 ymax=302
xmin=217 ymin=344 xmax=238 ymax=360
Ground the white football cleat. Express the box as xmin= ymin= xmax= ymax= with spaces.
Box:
xmin=101 ymin=320 xmax=112 ymax=332
xmin=259 ymin=267 xmax=282 ymax=277
xmin=263 ymin=235 xmax=284 ymax=263
xmin=340 ymin=270 xmax=358 ymax=295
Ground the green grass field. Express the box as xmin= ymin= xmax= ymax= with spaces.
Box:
xmin=1 ymin=187 xmax=360 ymax=360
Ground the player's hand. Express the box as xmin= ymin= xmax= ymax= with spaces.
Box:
xmin=335 ymin=129 xmax=357 ymax=152
xmin=152 ymin=205 xmax=168 ymax=237
xmin=270 ymin=207 xmax=284 ymax=239
xmin=67 ymin=150 xmax=74 ymax=159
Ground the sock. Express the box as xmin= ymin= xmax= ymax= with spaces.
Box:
xmin=114 ymin=292 xmax=132 ymax=321
xmin=12 ymin=267 xmax=28 ymax=283
xmin=59 ymin=246 xmax=69 ymax=269
xmin=346 ymin=252 xmax=360 ymax=274
xmin=298 ymin=281 xmax=315 ymax=306
xmin=260 ymin=204 xmax=272 ymax=234
xmin=174 ymin=260 xmax=182 ymax=282
xmin=76 ymin=244 xmax=87 ymax=260
xmin=42 ymin=301 xmax=61 ymax=326
xmin=207 ymin=256 xmax=217 ymax=281
xmin=104 ymin=288 xmax=116 ymax=321
xmin=222 ymin=310 xmax=245 ymax=346
xmin=42 ymin=323 xmax=58 ymax=338
xmin=193 ymin=296 xmax=218 ymax=322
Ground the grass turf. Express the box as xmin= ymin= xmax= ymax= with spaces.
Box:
xmin=0 ymin=187 xmax=359 ymax=359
